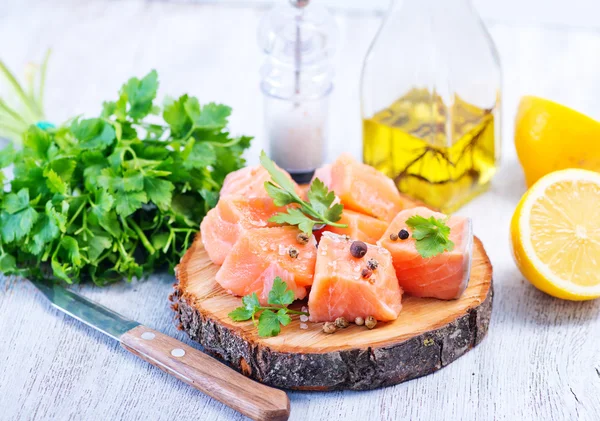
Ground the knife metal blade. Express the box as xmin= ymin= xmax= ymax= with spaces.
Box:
xmin=30 ymin=278 xmax=139 ymax=341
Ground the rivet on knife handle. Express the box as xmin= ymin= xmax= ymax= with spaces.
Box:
xmin=120 ymin=326 xmax=290 ymax=421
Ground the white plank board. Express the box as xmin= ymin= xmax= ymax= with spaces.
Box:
xmin=1 ymin=1 xmax=600 ymax=420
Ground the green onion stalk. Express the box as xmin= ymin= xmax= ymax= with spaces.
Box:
xmin=0 ymin=50 xmax=51 ymax=145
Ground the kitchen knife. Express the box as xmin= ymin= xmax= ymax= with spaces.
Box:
xmin=30 ymin=279 xmax=290 ymax=421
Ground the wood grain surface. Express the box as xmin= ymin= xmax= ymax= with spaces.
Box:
xmin=1 ymin=0 xmax=600 ymax=420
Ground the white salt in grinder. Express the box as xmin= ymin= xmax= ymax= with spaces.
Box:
xmin=258 ymin=0 xmax=338 ymax=183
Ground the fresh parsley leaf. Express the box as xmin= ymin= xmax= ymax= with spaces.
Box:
xmin=44 ymin=169 xmax=67 ymax=195
xmin=1 ymin=207 xmax=38 ymax=242
xmin=183 ymin=142 xmax=216 ymax=170
xmin=264 ymin=182 xmax=295 ymax=206
xmin=60 ymin=236 xmax=82 ymax=266
xmin=269 ymin=208 xmax=317 ymax=236
xmin=307 ymin=178 xmax=335 ymax=214
xmin=0 ymin=253 xmax=16 ymax=274
xmin=122 ymin=70 xmax=158 ymax=120
xmin=260 ymin=151 xmax=299 ymax=195
xmin=228 ymin=307 xmax=254 ymax=322
xmin=267 ymin=277 xmax=295 ymax=306
xmin=242 ymin=293 xmax=261 ymax=313
xmin=260 ymin=151 xmax=347 ymax=235
xmin=184 ymin=98 xmax=231 ymax=130
xmin=405 ymin=215 xmax=455 ymax=258
xmin=143 ymin=177 xmax=174 ymax=211
xmin=276 ymin=308 xmax=291 ymax=326
xmin=163 ymin=95 xmax=192 ymax=138
xmin=71 ymin=118 xmax=116 ymax=150
xmin=3 ymin=189 xmax=31 ymax=214
xmin=257 ymin=310 xmax=281 ymax=337
xmin=229 ymin=277 xmax=308 ymax=337
xmin=114 ymin=190 xmax=147 ymax=217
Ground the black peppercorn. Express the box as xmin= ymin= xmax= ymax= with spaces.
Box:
xmin=398 ymin=229 xmax=410 ymax=240
xmin=350 ymin=241 xmax=368 ymax=258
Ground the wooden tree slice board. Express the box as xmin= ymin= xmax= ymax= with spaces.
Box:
xmin=171 ymin=201 xmax=493 ymax=391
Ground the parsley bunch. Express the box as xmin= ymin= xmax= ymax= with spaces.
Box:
xmin=228 ymin=277 xmax=308 ymax=337
xmin=0 ymin=70 xmax=251 ymax=285
xmin=405 ymin=215 xmax=455 ymax=258
xmin=259 ymin=151 xmax=346 ymax=235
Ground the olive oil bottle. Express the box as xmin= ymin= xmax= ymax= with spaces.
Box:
xmin=360 ymin=0 xmax=501 ymax=212
xmin=363 ymin=90 xmax=497 ymax=212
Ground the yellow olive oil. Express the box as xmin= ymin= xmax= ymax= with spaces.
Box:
xmin=363 ymin=88 xmax=497 ymax=212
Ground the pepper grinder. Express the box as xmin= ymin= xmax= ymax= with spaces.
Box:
xmin=258 ymin=0 xmax=338 ymax=183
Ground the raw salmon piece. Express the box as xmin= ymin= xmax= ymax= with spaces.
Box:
xmin=319 ymin=209 xmax=388 ymax=244
xmin=200 ymin=196 xmax=283 ymax=265
xmin=216 ymin=227 xmax=317 ymax=304
xmin=314 ymin=154 xmax=407 ymax=222
xmin=379 ymin=207 xmax=473 ymax=300
xmin=308 ymin=232 xmax=402 ymax=322
xmin=220 ymin=164 xmax=301 ymax=198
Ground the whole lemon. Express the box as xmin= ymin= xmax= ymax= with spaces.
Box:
xmin=514 ymin=96 xmax=600 ymax=187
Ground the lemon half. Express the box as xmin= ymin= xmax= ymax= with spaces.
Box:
xmin=511 ymin=169 xmax=600 ymax=300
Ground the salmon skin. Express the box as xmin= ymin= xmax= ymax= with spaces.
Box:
xmin=216 ymin=226 xmax=317 ymax=305
xmin=379 ymin=207 xmax=473 ymax=300
xmin=308 ymin=232 xmax=403 ymax=322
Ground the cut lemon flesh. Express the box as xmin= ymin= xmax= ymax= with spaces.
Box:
xmin=511 ymin=169 xmax=600 ymax=300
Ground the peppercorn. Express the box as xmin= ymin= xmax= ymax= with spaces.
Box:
xmin=365 ymin=316 xmax=377 ymax=329
xmin=350 ymin=241 xmax=368 ymax=258
xmin=389 ymin=232 xmax=398 ymax=241
xmin=361 ymin=268 xmax=372 ymax=279
xmin=296 ymin=232 xmax=310 ymax=245
xmin=366 ymin=258 xmax=378 ymax=271
xmin=322 ymin=322 xmax=337 ymax=334
xmin=355 ymin=316 xmax=365 ymax=326
xmin=398 ymin=229 xmax=410 ymax=240
xmin=288 ymin=247 xmax=299 ymax=259
xmin=335 ymin=317 xmax=349 ymax=329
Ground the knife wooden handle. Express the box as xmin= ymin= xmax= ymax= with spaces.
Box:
xmin=120 ymin=325 xmax=290 ymax=421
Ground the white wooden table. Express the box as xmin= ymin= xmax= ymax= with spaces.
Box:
xmin=1 ymin=1 xmax=600 ymax=420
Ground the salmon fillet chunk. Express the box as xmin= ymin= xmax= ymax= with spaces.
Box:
xmin=314 ymin=154 xmax=407 ymax=222
xmin=308 ymin=232 xmax=403 ymax=322
xmin=216 ymin=227 xmax=317 ymax=304
xmin=200 ymin=196 xmax=283 ymax=265
xmin=379 ymin=207 xmax=473 ymax=300
xmin=220 ymin=164 xmax=302 ymax=199
xmin=320 ymin=209 xmax=389 ymax=244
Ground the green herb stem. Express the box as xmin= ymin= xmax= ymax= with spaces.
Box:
xmin=128 ymin=218 xmax=156 ymax=255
